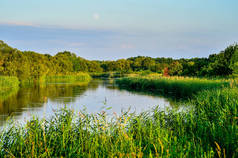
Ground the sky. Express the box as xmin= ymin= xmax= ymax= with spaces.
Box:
xmin=0 ymin=0 xmax=238 ymax=60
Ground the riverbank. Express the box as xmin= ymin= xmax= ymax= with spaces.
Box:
xmin=116 ymin=76 xmax=232 ymax=99
xmin=114 ymin=76 xmax=238 ymax=157
xmin=44 ymin=72 xmax=91 ymax=85
xmin=0 ymin=76 xmax=20 ymax=101
xmin=0 ymin=73 xmax=92 ymax=100
xmin=0 ymin=85 xmax=237 ymax=157
xmin=0 ymin=76 xmax=237 ymax=157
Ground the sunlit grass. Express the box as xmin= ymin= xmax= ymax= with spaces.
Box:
xmin=116 ymin=76 xmax=232 ymax=99
xmin=0 ymin=87 xmax=237 ymax=157
xmin=44 ymin=72 xmax=91 ymax=84
xmin=0 ymin=75 xmax=237 ymax=157
xmin=0 ymin=76 xmax=19 ymax=101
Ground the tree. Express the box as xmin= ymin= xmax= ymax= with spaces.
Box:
xmin=168 ymin=61 xmax=183 ymax=76
xmin=87 ymin=61 xmax=103 ymax=72
xmin=163 ymin=67 xmax=169 ymax=77
xmin=142 ymin=57 xmax=155 ymax=71
xmin=0 ymin=40 xmax=237 ymax=78
xmin=229 ymin=45 xmax=238 ymax=75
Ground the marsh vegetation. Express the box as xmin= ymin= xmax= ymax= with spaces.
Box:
xmin=0 ymin=41 xmax=237 ymax=157
xmin=0 ymin=85 xmax=237 ymax=157
xmin=0 ymin=76 xmax=19 ymax=102
xmin=116 ymin=75 xmax=232 ymax=99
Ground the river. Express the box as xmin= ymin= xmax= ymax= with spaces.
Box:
xmin=0 ymin=79 xmax=175 ymax=126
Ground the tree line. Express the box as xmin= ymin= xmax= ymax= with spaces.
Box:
xmin=0 ymin=40 xmax=237 ymax=80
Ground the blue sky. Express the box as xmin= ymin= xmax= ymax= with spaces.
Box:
xmin=0 ymin=0 xmax=238 ymax=60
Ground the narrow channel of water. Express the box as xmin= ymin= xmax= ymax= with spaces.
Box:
xmin=0 ymin=79 xmax=175 ymax=126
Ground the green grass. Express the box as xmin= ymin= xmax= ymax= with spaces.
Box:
xmin=0 ymin=73 xmax=91 ymax=102
xmin=0 ymin=76 xmax=20 ymax=101
xmin=0 ymin=76 xmax=237 ymax=157
xmin=190 ymin=87 xmax=238 ymax=157
xmin=116 ymin=76 xmax=231 ymax=99
xmin=17 ymin=73 xmax=92 ymax=87
xmin=0 ymin=87 xmax=237 ymax=157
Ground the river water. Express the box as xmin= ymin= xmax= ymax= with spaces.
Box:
xmin=0 ymin=79 xmax=175 ymax=126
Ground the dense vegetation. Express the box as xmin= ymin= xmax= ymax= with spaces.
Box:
xmin=44 ymin=73 xmax=91 ymax=85
xmin=0 ymin=86 xmax=237 ymax=157
xmin=0 ymin=40 xmax=237 ymax=157
xmin=0 ymin=76 xmax=19 ymax=101
xmin=0 ymin=74 xmax=91 ymax=104
xmin=101 ymin=44 xmax=238 ymax=77
xmin=115 ymin=76 xmax=238 ymax=157
xmin=116 ymin=76 xmax=231 ymax=99
xmin=1 ymin=40 xmax=238 ymax=80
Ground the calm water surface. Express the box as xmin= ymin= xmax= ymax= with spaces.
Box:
xmin=0 ymin=79 xmax=175 ymax=126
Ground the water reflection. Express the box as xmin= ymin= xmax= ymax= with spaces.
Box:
xmin=0 ymin=79 xmax=174 ymax=126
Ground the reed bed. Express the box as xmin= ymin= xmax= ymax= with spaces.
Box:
xmin=116 ymin=76 xmax=231 ymax=99
xmin=0 ymin=75 xmax=237 ymax=157
xmin=0 ymin=87 xmax=237 ymax=157
xmin=0 ymin=76 xmax=19 ymax=101
xmin=90 ymin=72 xmax=127 ymax=78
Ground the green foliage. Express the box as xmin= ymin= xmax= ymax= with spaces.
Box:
xmin=87 ymin=61 xmax=103 ymax=72
xmin=191 ymin=88 xmax=238 ymax=157
xmin=0 ymin=76 xmax=19 ymax=101
xmin=0 ymin=40 xmax=237 ymax=157
xmin=116 ymin=76 xmax=230 ymax=99
xmin=45 ymin=73 xmax=91 ymax=84
xmin=202 ymin=44 xmax=238 ymax=76
xmin=0 ymin=41 xmax=101 ymax=81
xmin=1 ymin=40 xmax=238 ymax=77
xmin=229 ymin=45 xmax=238 ymax=75
xmin=168 ymin=61 xmax=183 ymax=76
xmin=231 ymin=62 xmax=238 ymax=75
xmin=0 ymin=86 xmax=237 ymax=157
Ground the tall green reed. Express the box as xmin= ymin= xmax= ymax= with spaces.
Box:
xmin=116 ymin=76 xmax=230 ymax=99
xmin=1 ymin=86 xmax=237 ymax=157
xmin=45 ymin=73 xmax=91 ymax=84
xmin=0 ymin=76 xmax=19 ymax=101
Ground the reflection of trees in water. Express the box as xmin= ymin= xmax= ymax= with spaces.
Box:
xmin=0 ymin=83 xmax=97 ymax=124
xmin=112 ymin=84 xmax=183 ymax=107
xmin=0 ymin=86 xmax=19 ymax=110
xmin=100 ymin=79 xmax=183 ymax=107
xmin=45 ymin=84 xmax=87 ymax=103
xmin=86 ymin=79 xmax=101 ymax=90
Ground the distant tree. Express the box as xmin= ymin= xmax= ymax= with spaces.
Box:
xmin=168 ymin=61 xmax=183 ymax=76
xmin=204 ymin=44 xmax=238 ymax=76
xmin=87 ymin=61 xmax=103 ymax=72
xmin=163 ymin=67 xmax=169 ymax=77
xmin=229 ymin=45 xmax=238 ymax=75
xmin=0 ymin=40 xmax=237 ymax=79
xmin=152 ymin=63 xmax=163 ymax=73
xmin=142 ymin=57 xmax=155 ymax=70
xmin=73 ymin=57 xmax=88 ymax=72
xmin=115 ymin=59 xmax=131 ymax=72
